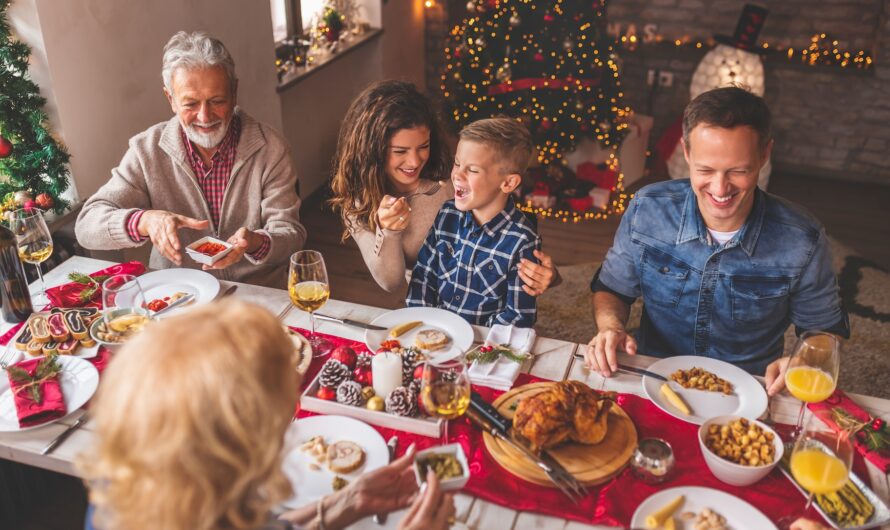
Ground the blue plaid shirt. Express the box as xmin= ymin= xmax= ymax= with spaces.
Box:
xmin=407 ymin=198 xmax=539 ymax=327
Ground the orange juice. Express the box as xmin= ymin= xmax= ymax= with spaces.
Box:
xmin=790 ymin=449 xmax=848 ymax=494
xmin=785 ymin=366 xmax=835 ymax=403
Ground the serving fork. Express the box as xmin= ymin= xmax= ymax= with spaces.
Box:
xmin=403 ymin=181 xmax=443 ymax=200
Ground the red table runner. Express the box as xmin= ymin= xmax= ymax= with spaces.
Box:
xmin=292 ymin=328 xmax=867 ymax=527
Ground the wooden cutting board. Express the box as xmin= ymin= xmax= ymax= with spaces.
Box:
xmin=482 ymin=382 xmax=637 ymax=487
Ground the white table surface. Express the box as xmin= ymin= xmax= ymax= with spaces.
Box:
xmin=2 ymin=256 xmax=888 ymax=529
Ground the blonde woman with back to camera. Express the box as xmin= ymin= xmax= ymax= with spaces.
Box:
xmin=79 ymin=299 xmax=455 ymax=530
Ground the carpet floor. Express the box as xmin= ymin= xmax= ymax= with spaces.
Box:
xmin=536 ymin=238 xmax=890 ymax=399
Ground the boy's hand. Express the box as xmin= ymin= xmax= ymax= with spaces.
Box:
xmin=378 ymin=195 xmax=411 ymax=231
xmin=519 ymin=249 xmax=556 ymax=296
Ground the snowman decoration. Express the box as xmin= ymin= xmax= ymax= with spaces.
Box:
xmin=666 ymin=5 xmax=772 ymax=190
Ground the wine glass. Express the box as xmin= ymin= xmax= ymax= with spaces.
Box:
xmin=11 ymin=208 xmax=53 ymax=305
xmin=101 ymin=274 xmax=152 ymax=340
xmin=784 ymin=331 xmax=841 ymax=436
xmin=421 ymin=356 xmax=471 ymax=445
xmin=288 ymin=250 xmax=332 ymax=356
xmin=779 ymin=414 xmax=853 ymax=529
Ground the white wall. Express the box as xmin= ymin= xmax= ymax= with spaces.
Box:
xmin=11 ymin=0 xmax=282 ymax=200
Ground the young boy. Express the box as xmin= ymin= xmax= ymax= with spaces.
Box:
xmin=406 ymin=117 xmax=539 ymax=327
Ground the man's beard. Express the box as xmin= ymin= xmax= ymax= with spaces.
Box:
xmin=184 ymin=119 xmax=229 ymax=149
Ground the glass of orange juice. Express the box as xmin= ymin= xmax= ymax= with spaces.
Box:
xmin=784 ymin=331 xmax=841 ymax=436
xmin=779 ymin=415 xmax=853 ymax=529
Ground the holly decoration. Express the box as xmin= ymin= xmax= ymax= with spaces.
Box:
xmin=7 ymin=354 xmax=63 ymax=404
xmin=0 ymin=135 xmax=11 ymax=158
xmin=466 ymin=343 xmax=530 ymax=364
xmin=67 ymin=271 xmax=111 ymax=303
xmin=832 ymin=408 xmax=890 ymax=452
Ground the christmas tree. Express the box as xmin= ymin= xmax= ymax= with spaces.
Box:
xmin=0 ymin=0 xmax=71 ymax=215
xmin=441 ymin=0 xmax=630 ymax=167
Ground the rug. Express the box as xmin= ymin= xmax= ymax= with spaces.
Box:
xmin=536 ymin=238 xmax=890 ymax=399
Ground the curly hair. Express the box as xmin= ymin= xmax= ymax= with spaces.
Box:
xmin=79 ymin=300 xmax=298 ymax=530
xmin=329 ymin=80 xmax=451 ymax=240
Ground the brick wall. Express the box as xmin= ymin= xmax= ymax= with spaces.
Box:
xmin=426 ymin=0 xmax=890 ymax=185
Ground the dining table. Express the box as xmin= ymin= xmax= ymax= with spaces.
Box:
xmin=1 ymin=255 xmax=889 ymax=530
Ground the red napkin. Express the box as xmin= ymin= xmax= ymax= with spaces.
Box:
xmin=45 ymin=261 xmax=145 ymax=309
xmin=7 ymin=357 xmax=67 ymax=428
xmin=809 ymin=389 xmax=890 ymax=472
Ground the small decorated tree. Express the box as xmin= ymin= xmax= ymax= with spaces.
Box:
xmin=0 ymin=0 xmax=71 ymax=216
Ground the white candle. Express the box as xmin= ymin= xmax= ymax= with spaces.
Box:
xmin=372 ymin=351 xmax=402 ymax=399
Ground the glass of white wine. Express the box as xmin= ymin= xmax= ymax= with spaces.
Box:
xmin=421 ymin=356 xmax=471 ymax=445
xmin=11 ymin=208 xmax=53 ymax=306
xmin=288 ymin=250 xmax=332 ymax=356
xmin=99 ymin=274 xmax=152 ymax=343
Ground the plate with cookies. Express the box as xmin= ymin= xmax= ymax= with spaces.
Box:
xmin=280 ymin=415 xmax=389 ymax=508
xmin=641 ymin=356 xmax=768 ymax=425
xmin=3 ymin=308 xmax=103 ymax=366
xmin=364 ymin=307 xmax=474 ymax=359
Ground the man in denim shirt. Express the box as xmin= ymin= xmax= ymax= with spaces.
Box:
xmin=583 ymin=87 xmax=848 ymax=396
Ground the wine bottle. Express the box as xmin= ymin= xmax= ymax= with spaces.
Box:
xmin=0 ymin=224 xmax=33 ymax=323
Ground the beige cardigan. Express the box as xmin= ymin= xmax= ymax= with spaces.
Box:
xmin=75 ymin=109 xmax=306 ymax=287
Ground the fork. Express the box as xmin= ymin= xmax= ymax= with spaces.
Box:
xmin=403 ymin=181 xmax=443 ymax=200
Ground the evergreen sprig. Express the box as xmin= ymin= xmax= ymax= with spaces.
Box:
xmin=7 ymin=354 xmax=62 ymax=404
xmin=67 ymin=271 xmax=110 ymax=303
xmin=466 ymin=344 xmax=529 ymax=364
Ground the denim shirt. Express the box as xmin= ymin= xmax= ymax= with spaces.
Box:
xmin=593 ymin=179 xmax=848 ymax=374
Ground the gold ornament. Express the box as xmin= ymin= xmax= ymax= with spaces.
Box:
xmin=366 ymin=396 xmax=385 ymax=411
xmin=361 ymin=386 xmax=375 ymax=400
xmin=13 ymin=191 xmax=32 ymax=206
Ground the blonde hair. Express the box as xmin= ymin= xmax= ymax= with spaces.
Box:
xmin=79 ymin=300 xmax=298 ymax=530
xmin=458 ymin=117 xmax=533 ymax=176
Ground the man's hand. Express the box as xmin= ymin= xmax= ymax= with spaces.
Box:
xmin=202 ymin=227 xmax=262 ymax=271
xmin=764 ymin=356 xmax=791 ymax=396
xmin=519 ymin=249 xmax=558 ymax=296
xmin=138 ymin=210 xmax=209 ymax=265
xmin=377 ymin=195 xmax=410 ymax=231
xmin=585 ymin=327 xmax=638 ymax=377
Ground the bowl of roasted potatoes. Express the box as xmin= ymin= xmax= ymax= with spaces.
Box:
xmin=698 ymin=415 xmax=784 ymax=486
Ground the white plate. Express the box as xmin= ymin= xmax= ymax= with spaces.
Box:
xmin=642 ymin=355 xmax=768 ymax=425
xmin=632 ymin=486 xmax=777 ymax=529
xmin=3 ymin=312 xmax=101 ymax=362
xmin=280 ymin=415 xmax=388 ymax=508
xmin=0 ymin=355 xmax=99 ymax=432
xmin=117 ymin=268 xmax=220 ymax=318
xmin=364 ymin=307 xmax=475 ymax=359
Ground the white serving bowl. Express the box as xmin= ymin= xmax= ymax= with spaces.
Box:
xmin=414 ymin=443 xmax=470 ymax=491
xmin=698 ymin=415 xmax=784 ymax=487
xmin=185 ymin=236 xmax=234 ymax=265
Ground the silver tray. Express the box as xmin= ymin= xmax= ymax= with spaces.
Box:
xmin=779 ymin=448 xmax=890 ymax=529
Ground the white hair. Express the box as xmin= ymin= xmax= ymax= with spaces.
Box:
xmin=162 ymin=31 xmax=237 ymax=95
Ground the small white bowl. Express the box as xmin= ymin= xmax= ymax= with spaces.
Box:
xmin=698 ymin=415 xmax=784 ymax=487
xmin=185 ymin=236 xmax=234 ymax=265
xmin=414 ymin=443 xmax=470 ymax=491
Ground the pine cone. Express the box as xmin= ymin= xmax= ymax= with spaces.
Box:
xmin=408 ymin=379 xmax=422 ymax=400
xmin=319 ymin=359 xmax=351 ymax=389
xmin=356 ymin=353 xmax=373 ymax=369
xmin=401 ymin=347 xmax=424 ymax=385
xmin=336 ymin=380 xmax=364 ymax=406
xmin=440 ymin=370 xmax=459 ymax=384
xmin=385 ymin=386 xmax=417 ymax=417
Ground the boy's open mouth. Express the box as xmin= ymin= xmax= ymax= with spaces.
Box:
xmin=455 ymin=185 xmax=470 ymax=199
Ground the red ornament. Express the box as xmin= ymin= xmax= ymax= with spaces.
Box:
xmin=36 ymin=193 xmax=54 ymax=210
xmin=544 ymin=14 xmax=554 ymax=22
xmin=316 ymin=386 xmax=336 ymax=401
xmin=413 ymin=363 xmax=426 ymax=381
xmin=534 ymin=52 xmax=544 ymax=62
xmin=0 ymin=136 xmax=11 ymax=158
xmin=23 ymin=200 xmax=37 ymax=211
xmin=354 ymin=366 xmax=372 ymax=386
xmin=872 ymin=418 xmax=885 ymax=431
xmin=331 ymin=345 xmax=357 ymax=369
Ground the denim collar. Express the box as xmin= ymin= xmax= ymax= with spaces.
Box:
xmin=459 ymin=196 xmax=517 ymax=237
xmin=676 ymin=186 xmax=765 ymax=257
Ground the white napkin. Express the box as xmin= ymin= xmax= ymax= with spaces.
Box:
xmin=468 ymin=324 xmax=536 ymax=391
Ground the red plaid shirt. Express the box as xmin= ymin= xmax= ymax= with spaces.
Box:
xmin=126 ymin=116 xmax=271 ymax=260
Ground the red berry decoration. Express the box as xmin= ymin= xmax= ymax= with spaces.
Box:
xmin=316 ymin=386 xmax=336 ymax=401
xmin=0 ymin=136 xmax=11 ymax=158
xmin=872 ymin=418 xmax=884 ymax=431
xmin=354 ymin=366 xmax=373 ymax=386
xmin=331 ymin=345 xmax=357 ymax=369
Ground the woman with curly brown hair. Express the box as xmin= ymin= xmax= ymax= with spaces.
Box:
xmin=79 ymin=299 xmax=454 ymax=530
xmin=330 ymin=80 xmax=557 ymax=295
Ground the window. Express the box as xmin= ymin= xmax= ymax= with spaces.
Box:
xmin=269 ymin=0 xmax=337 ymax=42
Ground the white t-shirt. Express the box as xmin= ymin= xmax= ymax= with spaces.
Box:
xmin=707 ymin=228 xmax=739 ymax=246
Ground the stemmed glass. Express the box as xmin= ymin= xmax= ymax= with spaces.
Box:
xmin=779 ymin=415 xmax=854 ymax=529
xmin=784 ymin=331 xmax=841 ymax=436
xmin=288 ymin=250 xmax=332 ymax=356
xmin=421 ymin=356 xmax=471 ymax=445
xmin=100 ymin=274 xmax=152 ymax=339
xmin=11 ymin=208 xmax=53 ymax=305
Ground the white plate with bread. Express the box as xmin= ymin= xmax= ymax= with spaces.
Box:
xmin=280 ymin=415 xmax=389 ymax=508
xmin=364 ymin=307 xmax=474 ymax=359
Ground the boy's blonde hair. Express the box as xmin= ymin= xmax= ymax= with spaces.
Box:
xmin=79 ymin=300 xmax=298 ymax=530
xmin=459 ymin=117 xmax=533 ymax=176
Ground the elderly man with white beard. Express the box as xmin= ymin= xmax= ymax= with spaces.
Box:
xmin=76 ymin=31 xmax=306 ymax=287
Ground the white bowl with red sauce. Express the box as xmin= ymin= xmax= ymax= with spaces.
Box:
xmin=185 ymin=236 xmax=234 ymax=265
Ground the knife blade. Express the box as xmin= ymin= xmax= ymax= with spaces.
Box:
xmin=313 ymin=313 xmax=387 ymax=331
xmin=220 ymin=285 xmax=238 ymax=298
xmin=571 ymin=354 xmax=668 ymax=382
xmin=153 ymin=293 xmax=195 ymax=317
xmin=41 ymin=412 xmax=90 ymax=455
xmin=374 ymin=436 xmax=399 ymax=524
